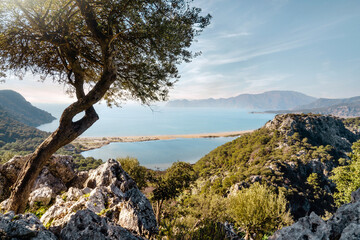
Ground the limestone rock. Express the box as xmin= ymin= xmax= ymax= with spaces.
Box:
xmin=29 ymin=186 xmax=54 ymax=208
xmin=0 ymin=155 xmax=76 ymax=202
xmin=265 ymin=114 xmax=358 ymax=153
xmin=351 ymin=187 xmax=360 ymax=203
xmin=270 ymin=187 xmax=360 ymax=240
xmin=42 ymin=159 xmax=158 ymax=238
xmin=60 ymin=209 xmax=145 ymax=240
xmin=0 ymin=211 xmax=57 ymax=240
xmin=269 ymin=212 xmax=328 ymax=240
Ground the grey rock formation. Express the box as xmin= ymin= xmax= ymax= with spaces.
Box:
xmin=41 ymin=159 xmax=158 ymax=238
xmin=265 ymin=114 xmax=358 ymax=153
xmin=0 ymin=157 xmax=157 ymax=239
xmin=60 ymin=209 xmax=145 ymax=240
xmin=0 ymin=211 xmax=57 ymax=240
xmin=0 ymin=155 xmax=76 ymax=202
xmin=270 ymin=187 xmax=360 ymax=240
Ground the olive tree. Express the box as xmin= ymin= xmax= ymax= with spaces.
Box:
xmin=0 ymin=0 xmax=210 ymax=213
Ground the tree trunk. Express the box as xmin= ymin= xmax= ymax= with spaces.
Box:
xmin=7 ymin=106 xmax=99 ymax=213
xmin=155 ymin=199 xmax=163 ymax=223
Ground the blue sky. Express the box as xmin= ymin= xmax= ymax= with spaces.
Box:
xmin=1 ymin=0 xmax=360 ymax=103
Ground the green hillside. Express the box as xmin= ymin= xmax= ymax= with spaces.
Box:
xmin=153 ymin=114 xmax=360 ymax=238
xmin=195 ymin=114 xmax=357 ymax=217
xmin=0 ymin=106 xmax=49 ymax=162
xmin=0 ymin=90 xmax=55 ymax=127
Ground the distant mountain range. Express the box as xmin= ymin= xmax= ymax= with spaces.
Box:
xmin=0 ymin=90 xmax=55 ymax=127
xmin=167 ymin=91 xmax=317 ymax=110
xmin=167 ymin=90 xmax=360 ymax=117
xmin=265 ymin=96 xmax=360 ymax=118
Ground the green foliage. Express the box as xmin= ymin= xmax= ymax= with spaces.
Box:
xmin=157 ymin=192 xmax=228 ymax=239
xmin=72 ymin=155 xmax=103 ymax=171
xmin=227 ymin=183 xmax=293 ymax=240
xmin=307 ymin=173 xmax=321 ymax=190
xmin=342 ymin=117 xmax=360 ymax=132
xmin=0 ymin=108 xmax=49 ymax=148
xmin=0 ymin=0 xmax=211 ymax=106
xmin=117 ymin=157 xmax=150 ymax=190
xmin=152 ymin=161 xmax=197 ymax=202
xmin=25 ymin=201 xmax=52 ymax=219
xmin=331 ymin=140 xmax=360 ymax=206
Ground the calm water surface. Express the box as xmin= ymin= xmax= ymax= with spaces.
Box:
xmin=35 ymin=103 xmax=274 ymax=169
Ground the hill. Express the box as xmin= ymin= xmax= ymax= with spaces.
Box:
xmin=0 ymin=106 xmax=49 ymax=160
xmin=294 ymin=96 xmax=360 ymax=110
xmin=0 ymin=90 xmax=55 ymax=127
xmin=167 ymin=90 xmax=317 ymax=110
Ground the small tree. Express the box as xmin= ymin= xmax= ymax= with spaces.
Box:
xmin=228 ymin=182 xmax=293 ymax=240
xmin=331 ymin=140 xmax=360 ymax=206
xmin=0 ymin=0 xmax=210 ymax=213
xmin=152 ymin=161 xmax=197 ymax=222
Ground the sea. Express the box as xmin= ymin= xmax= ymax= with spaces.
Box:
xmin=34 ymin=103 xmax=275 ymax=169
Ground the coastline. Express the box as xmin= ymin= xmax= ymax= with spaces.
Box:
xmin=73 ymin=130 xmax=254 ymax=152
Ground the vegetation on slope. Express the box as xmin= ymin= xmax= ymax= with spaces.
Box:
xmin=0 ymin=90 xmax=55 ymax=127
xmin=331 ymin=140 xmax=360 ymax=206
xmin=343 ymin=117 xmax=360 ymax=135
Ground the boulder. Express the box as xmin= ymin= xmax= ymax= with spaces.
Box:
xmin=60 ymin=209 xmax=145 ymax=240
xmin=0 ymin=211 xmax=57 ymax=240
xmin=0 ymin=155 xmax=76 ymax=202
xmin=41 ymin=159 xmax=158 ymax=239
xmin=29 ymin=186 xmax=54 ymax=208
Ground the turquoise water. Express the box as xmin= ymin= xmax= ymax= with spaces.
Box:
xmin=82 ymin=137 xmax=236 ymax=170
xmin=35 ymin=103 xmax=274 ymax=169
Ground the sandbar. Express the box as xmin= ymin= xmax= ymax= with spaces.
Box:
xmin=72 ymin=130 xmax=254 ymax=152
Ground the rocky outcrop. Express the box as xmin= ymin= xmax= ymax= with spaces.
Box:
xmin=40 ymin=159 xmax=157 ymax=238
xmin=270 ymin=187 xmax=360 ymax=240
xmin=60 ymin=210 xmax=145 ymax=240
xmin=0 ymin=157 xmax=158 ymax=239
xmin=0 ymin=155 xmax=76 ymax=203
xmin=265 ymin=114 xmax=358 ymax=153
xmin=0 ymin=211 xmax=57 ymax=240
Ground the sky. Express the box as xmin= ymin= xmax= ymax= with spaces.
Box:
xmin=1 ymin=0 xmax=360 ymax=103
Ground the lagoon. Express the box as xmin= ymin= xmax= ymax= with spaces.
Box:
xmin=35 ymin=103 xmax=274 ymax=169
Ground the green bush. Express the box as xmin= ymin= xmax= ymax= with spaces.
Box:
xmin=331 ymin=140 xmax=360 ymax=206
xmin=227 ymin=182 xmax=293 ymax=240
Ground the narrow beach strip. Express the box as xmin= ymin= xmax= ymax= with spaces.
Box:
xmin=73 ymin=130 xmax=254 ymax=152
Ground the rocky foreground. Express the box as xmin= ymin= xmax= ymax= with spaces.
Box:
xmin=270 ymin=188 xmax=360 ymax=240
xmin=0 ymin=156 xmax=157 ymax=239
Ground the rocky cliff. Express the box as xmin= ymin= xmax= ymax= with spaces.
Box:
xmin=270 ymin=187 xmax=360 ymax=240
xmin=0 ymin=156 xmax=157 ymax=239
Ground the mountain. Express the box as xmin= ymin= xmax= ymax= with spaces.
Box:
xmin=167 ymin=90 xmax=317 ymax=110
xmin=294 ymin=96 xmax=360 ymax=110
xmin=0 ymin=89 xmax=55 ymax=127
xmin=266 ymin=98 xmax=360 ymax=117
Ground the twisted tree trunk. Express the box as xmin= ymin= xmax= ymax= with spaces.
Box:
xmin=7 ymin=60 xmax=116 ymax=213
xmin=7 ymin=106 xmax=99 ymax=213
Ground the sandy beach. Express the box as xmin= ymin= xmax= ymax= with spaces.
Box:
xmin=73 ymin=130 xmax=254 ymax=151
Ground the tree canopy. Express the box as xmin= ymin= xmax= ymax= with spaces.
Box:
xmin=0 ymin=0 xmax=210 ymax=213
xmin=0 ymin=0 xmax=210 ymax=105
